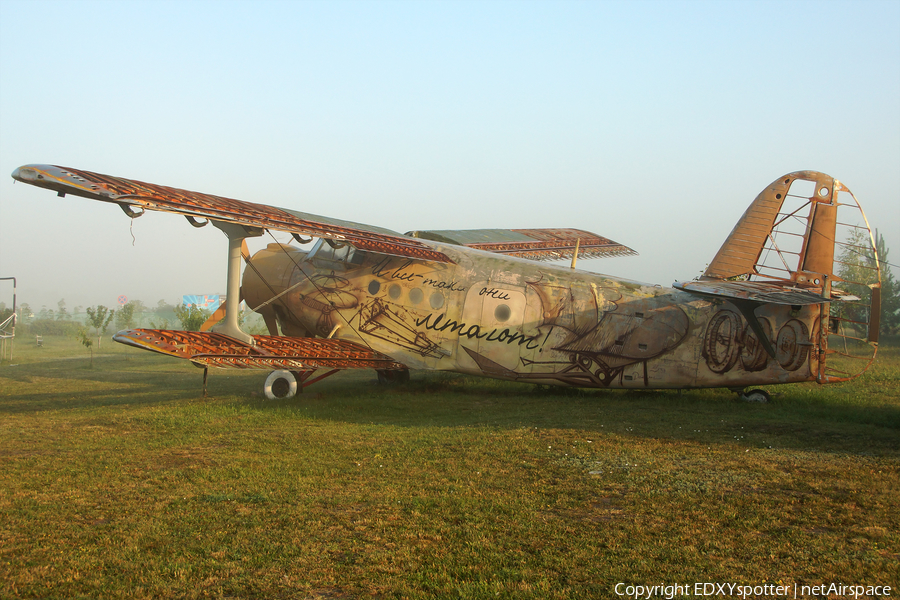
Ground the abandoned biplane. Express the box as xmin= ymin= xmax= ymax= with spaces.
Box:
xmin=12 ymin=165 xmax=882 ymax=401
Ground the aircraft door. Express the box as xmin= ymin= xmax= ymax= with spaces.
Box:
xmin=460 ymin=282 xmax=539 ymax=373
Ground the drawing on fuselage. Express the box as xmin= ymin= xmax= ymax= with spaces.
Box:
xmin=702 ymin=309 xmax=812 ymax=375
xmin=11 ymin=165 xmax=883 ymax=399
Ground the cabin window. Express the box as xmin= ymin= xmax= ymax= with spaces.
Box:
xmin=494 ymin=304 xmax=511 ymax=322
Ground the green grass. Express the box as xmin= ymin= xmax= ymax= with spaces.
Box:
xmin=1 ymin=336 xmax=898 ymax=599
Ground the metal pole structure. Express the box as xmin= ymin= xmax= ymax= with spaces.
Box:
xmin=0 ymin=277 xmax=16 ymax=362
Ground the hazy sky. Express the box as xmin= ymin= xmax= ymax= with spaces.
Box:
xmin=1 ymin=0 xmax=898 ymax=312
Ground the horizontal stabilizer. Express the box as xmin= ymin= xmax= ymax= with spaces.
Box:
xmin=673 ymin=280 xmax=832 ymax=305
xmin=113 ymin=329 xmax=407 ymax=371
xmin=12 ymin=164 xmax=451 ymax=264
xmin=406 ymin=228 xmax=637 ymax=261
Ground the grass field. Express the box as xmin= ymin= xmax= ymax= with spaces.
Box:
xmin=1 ymin=335 xmax=898 ymax=599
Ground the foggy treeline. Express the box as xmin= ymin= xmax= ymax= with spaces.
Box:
xmin=1 ymin=298 xmax=268 ymax=338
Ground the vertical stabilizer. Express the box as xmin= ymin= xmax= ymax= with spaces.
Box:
xmin=700 ymin=171 xmax=881 ymax=382
xmin=703 ymin=171 xmax=844 ymax=288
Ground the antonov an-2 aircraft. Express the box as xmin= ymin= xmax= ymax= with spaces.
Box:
xmin=12 ymin=165 xmax=882 ymax=401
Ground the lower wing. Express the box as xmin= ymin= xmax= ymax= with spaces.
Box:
xmin=113 ymin=329 xmax=407 ymax=371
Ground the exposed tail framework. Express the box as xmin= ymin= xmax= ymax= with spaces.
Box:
xmin=701 ymin=171 xmax=881 ymax=382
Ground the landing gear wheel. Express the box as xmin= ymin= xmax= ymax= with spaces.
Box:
xmin=740 ymin=388 xmax=771 ymax=403
xmin=264 ymin=370 xmax=298 ymax=400
xmin=377 ymin=369 xmax=410 ymax=385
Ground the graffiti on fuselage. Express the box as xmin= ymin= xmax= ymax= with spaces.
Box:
xmin=370 ymin=257 xmax=467 ymax=292
xmin=479 ymin=287 xmax=511 ymax=300
xmin=358 ymin=298 xmax=444 ymax=359
xmin=502 ymin=279 xmax=692 ymax=387
xmin=415 ymin=312 xmax=543 ymax=351
xmin=298 ymin=270 xmax=359 ymax=337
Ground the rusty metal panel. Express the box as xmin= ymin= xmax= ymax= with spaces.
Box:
xmin=113 ymin=329 xmax=407 ymax=370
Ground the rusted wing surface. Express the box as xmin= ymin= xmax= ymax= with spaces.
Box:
xmin=407 ymin=228 xmax=637 ymax=261
xmin=113 ymin=329 xmax=407 ymax=370
xmin=12 ymin=164 xmax=451 ymax=264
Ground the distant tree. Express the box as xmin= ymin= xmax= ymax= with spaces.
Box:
xmin=77 ymin=327 xmax=94 ymax=367
xmin=874 ymin=234 xmax=900 ymax=335
xmin=0 ymin=305 xmax=12 ymax=329
xmin=85 ymin=305 xmax=116 ymax=348
xmin=174 ymin=303 xmax=210 ymax=331
xmin=835 ymin=229 xmax=899 ymax=335
xmin=18 ymin=303 xmax=32 ymax=319
xmin=115 ymin=302 xmax=137 ymax=331
xmin=56 ymin=299 xmax=69 ymax=321
xmin=148 ymin=317 xmax=170 ymax=329
xmin=38 ymin=306 xmax=53 ymax=320
xmin=129 ymin=299 xmax=147 ymax=326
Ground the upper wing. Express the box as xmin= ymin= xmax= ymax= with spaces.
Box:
xmin=405 ymin=228 xmax=637 ymax=261
xmin=113 ymin=329 xmax=407 ymax=371
xmin=12 ymin=164 xmax=451 ymax=263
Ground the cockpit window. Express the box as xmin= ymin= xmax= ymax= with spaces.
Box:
xmin=309 ymin=239 xmax=367 ymax=267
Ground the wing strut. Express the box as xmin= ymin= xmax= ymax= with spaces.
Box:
xmin=210 ymin=221 xmax=262 ymax=344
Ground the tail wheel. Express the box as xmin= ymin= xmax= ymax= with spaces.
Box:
xmin=264 ymin=370 xmax=298 ymax=400
xmin=741 ymin=388 xmax=771 ymax=403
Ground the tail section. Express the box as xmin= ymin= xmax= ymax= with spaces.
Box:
xmin=690 ymin=171 xmax=882 ymax=382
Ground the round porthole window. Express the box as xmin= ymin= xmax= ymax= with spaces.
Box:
xmin=494 ymin=304 xmax=511 ymax=322
xmin=368 ymin=280 xmax=381 ymax=295
xmin=389 ymin=284 xmax=402 ymax=300
xmin=409 ymin=288 xmax=424 ymax=304
xmin=430 ymin=292 xmax=444 ymax=309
